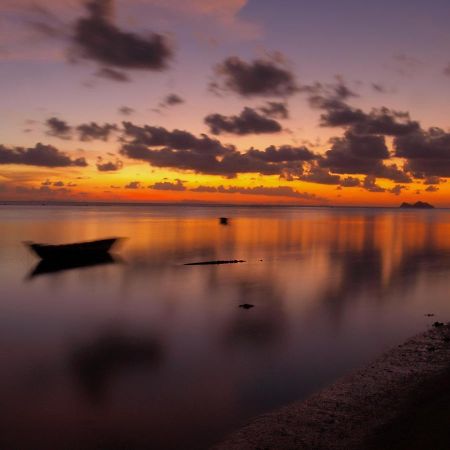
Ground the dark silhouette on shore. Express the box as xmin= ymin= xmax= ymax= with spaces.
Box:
xmin=400 ymin=201 xmax=434 ymax=209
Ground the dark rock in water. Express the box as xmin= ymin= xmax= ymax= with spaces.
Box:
xmin=239 ymin=304 xmax=255 ymax=309
xmin=219 ymin=217 xmax=229 ymax=225
xmin=400 ymin=201 xmax=434 ymax=209
xmin=433 ymin=321 xmax=444 ymax=328
xmin=425 ymin=313 xmax=435 ymax=317
xmin=184 ymin=259 xmax=245 ymax=266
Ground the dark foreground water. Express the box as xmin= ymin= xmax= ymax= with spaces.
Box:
xmin=1 ymin=205 xmax=450 ymax=449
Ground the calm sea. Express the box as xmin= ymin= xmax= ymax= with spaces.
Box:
xmin=1 ymin=204 xmax=449 ymax=449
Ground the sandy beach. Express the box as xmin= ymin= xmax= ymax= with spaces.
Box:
xmin=215 ymin=323 xmax=450 ymax=449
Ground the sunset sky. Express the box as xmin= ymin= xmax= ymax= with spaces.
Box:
xmin=2 ymin=0 xmax=450 ymax=206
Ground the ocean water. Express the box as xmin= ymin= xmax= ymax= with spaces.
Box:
xmin=1 ymin=204 xmax=450 ymax=449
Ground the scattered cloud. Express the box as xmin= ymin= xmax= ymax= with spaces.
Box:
xmin=72 ymin=0 xmax=173 ymax=72
xmin=46 ymin=117 xmax=72 ymax=140
xmin=125 ymin=180 xmax=141 ymax=189
xmin=319 ymin=132 xmax=389 ymax=175
xmin=388 ymin=184 xmax=407 ymax=195
xmin=0 ymin=143 xmax=87 ymax=167
xmin=149 ymin=179 xmax=186 ymax=191
xmin=204 ymin=107 xmax=282 ymax=135
xmin=96 ymin=157 xmax=123 ymax=171
xmin=120 ymin=122 xmax=315 ymax=178
xmin=77 ymin=122 xmax=117 ymax=141
xmin=161 ymin=93 xmax=184 ymax=107
xmin=190 ymin=184 xmax=321 ymax=201
xmin=339 ymin=176 xmax=361 ymax=187
xmin=362 ymin=175 xmax=385 ymax=193
xmin=300 ymin=166 xmax=341 ymax=185
xmin=211 ymin=54 xmax=299 ymax=98
xmin=258 ymin=101 xmax=289 ymax=119
xmin=95 ymin=67 xmax=130 ymax=82
xmin=119 ymin=106 xmax=135 ymax=116
xmin=394 ymin=128 xmax=450 ymax=177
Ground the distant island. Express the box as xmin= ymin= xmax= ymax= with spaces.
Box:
xmin=400 ymin=201 xmax=434 ymax=209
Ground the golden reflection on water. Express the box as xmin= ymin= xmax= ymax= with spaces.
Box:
xmin=1 ymin=206 xmax=450 ymax=450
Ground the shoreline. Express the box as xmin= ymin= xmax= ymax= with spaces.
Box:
xmin=214 ymin=323 xmax=450 ymax=449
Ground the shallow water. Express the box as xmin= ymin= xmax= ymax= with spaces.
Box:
xmin=1 ymin=204 xmax=449 ymax=449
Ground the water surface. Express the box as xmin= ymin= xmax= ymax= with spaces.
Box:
xmin=1 ymin=205 xmax=450 ymax=449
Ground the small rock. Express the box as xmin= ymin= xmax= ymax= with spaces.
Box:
xmin=425 ymin=313 xmax=435 ymax=317
xmin=239 ymin=304 xmax=255 ymax=310
xmin=433 ymin=321 xmax=444 ymax=328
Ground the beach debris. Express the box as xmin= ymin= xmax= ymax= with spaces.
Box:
xmin=219 ymin=217 xmax=229 ymax=225
xmin=184 ymin=260 xmax=245 ymax=266
xmin=433 ymin=321 xmax=444 ymax=328
xmin=239 ymin=304 xmax=255 ymax=309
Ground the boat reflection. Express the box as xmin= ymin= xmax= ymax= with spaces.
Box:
xmin=70 ymin=330 xmax=164 ymax=403
xmin=27 ymin=254 xmax=120 ymax=278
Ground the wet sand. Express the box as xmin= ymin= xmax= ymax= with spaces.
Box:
xmin=215 ymin=323 xmax=450 ymax=450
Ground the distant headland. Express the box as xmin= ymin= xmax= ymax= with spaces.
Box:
xmin=400 ymin=201 xmax=434 ymax=209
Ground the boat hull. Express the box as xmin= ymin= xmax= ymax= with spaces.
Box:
xmin=27 ymin=238 xmax=119 ymax=260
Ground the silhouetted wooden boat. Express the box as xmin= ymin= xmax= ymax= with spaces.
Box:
xmin=26 ymin=238 xmax=119 ymax=260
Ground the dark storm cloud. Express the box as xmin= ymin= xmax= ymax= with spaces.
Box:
xmin=259 ymin=102 xmax=289 ymax=119
xmin=190 ymin=185 xmax=320 ymax=200
xmin=204 ymin=107 xmax=282 ymax=135
xmin=95 ymin=67 xmax=130 ymax=82
xmin=120 ymin=122 xmax=316 ymax=178
xmin=0 ymin=143 xmax=87 ymax=167
xmin=394 ymin=128 xmax=450 ymax=177
xmin=77 ymin=122 xmax=117 ymax=141
xmin=46 ymin=117 xmax=73 ymax=140
xmin=211 ymin=55 xmax=299 ymax=98
xmin=149 ymin=179 xmax=186 ymax=191
xmin=96 ymin=158 xmax=123 ymax=171
xmin=73 ymin=0 xmax=173 ymax=71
